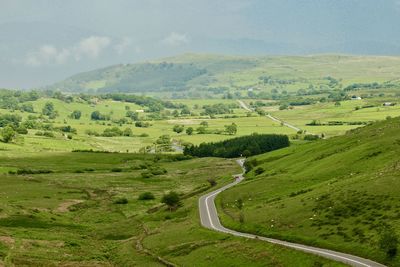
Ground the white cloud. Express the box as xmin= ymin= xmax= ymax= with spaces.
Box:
xmin=25 ymin=36 xmax=111 ymax=67
xmin=76 ymin=36 xmax=111 ymax=59
xmin=114 ymin=37 xmax=132 ymax=55
xmin=161 ymin=32 xmax=189 ymax=47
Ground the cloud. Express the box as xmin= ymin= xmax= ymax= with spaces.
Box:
xmin=161 ymin=32 xmax=189 ymax=47
xmin=75 ymin=36 xmax=111 ymax=59
xmin=25 ymin=36 xmax=111 ymax=66
xmin=114 ymin=37 xmax=132 ymax=55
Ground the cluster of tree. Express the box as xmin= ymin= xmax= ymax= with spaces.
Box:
xmin=259 ymin=75 xmax=297 ymax=85
xmin=202 ymin=103 xmax=236 ymax=116
xmin=0 ymin=114 xmax=30 ymax=142
xmin=172 ymin=121 xmax=236 ymax=136
xmin=135 ymin=121 xmax=151 ymax=128
xmin=35 ymin=131 xmax=55 ymax=138
xmin=100 ymin=93 xmax=165 ymax=112
xmin=56 ymin=125 xmax=77 ymax=134
xmin=85 ymin=127 xmax=133 ymax=137
xmin=343 ymin=82 xmax=397 ymax=91
xmin=42 ymin=102 xmax=58 ymax=118
xmin=0 ymin=89 xmax=39 ymax=111
xmin=91 ymin=111 xmax=110 ymax=121
xmin=126 ymin=110 xmax=139 ymax=121
xmin=184 ymin=133 xmax=290 ymax=158
xmin=306 ymin=120 xmax=368 ymax=126
xmin=155 ymin=134 xmax=173 ymax=152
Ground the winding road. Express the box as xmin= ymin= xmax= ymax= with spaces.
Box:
xmin=198 ymin=159 xmax=386 ymax=267
xmin=237 ymin=100 xmax=303 ymax=133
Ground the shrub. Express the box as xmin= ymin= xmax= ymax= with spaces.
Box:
xmin=16 ymin=126 xmax=28 ymax=134
xmin=111 ymin=168 xmax=123 ymax=172
xmin=113 ymin=197 xmax=128 ymax=204
xmin=304 ymin=134 xmax=320 ymax=141
xmin=138 ymin=192 xmax=155 ymax=200
xmin=150 ymin=167 xmax=167 ymax=175
xmin=16 ymin=169 xmax=53 ymax=175
xmin=207 ymin=178 xmax=217 ymax=187
xmin=141 ymin=171 xmax=153 ymax=178
xmin=254 ymin=167 xmax=265 ymax=175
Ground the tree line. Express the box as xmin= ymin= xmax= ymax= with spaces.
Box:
xmin=184 ymin=133 xmax=290 ymax=158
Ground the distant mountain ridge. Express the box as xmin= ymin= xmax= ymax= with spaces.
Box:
xmin=47 ymin=53 xmax=400 ymax=94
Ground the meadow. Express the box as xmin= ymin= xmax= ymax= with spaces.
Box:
xmin=0 ymin=95 xmax=296 ymax=153
xmin=0 ymin=151 xmax=344 ymax=266
xmin=217 ymin=116 xmax=400 ymax=267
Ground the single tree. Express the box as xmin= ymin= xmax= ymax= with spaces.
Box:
xmin=225 ymin=123 xmax=237 ymax=135
xmin=70 ymin=110 xmax=82 ymax=119
xmin=186 ymin=127 xmax=194 ymax=135
xmin=173 ymin=125 xmax=184 ymax=134
xmin=200 ymin=121 xmax=209 ymax=127
xmin=161 ymin=191 xmax=181 ymax=210
xmin=1 ymin=125 xmax=16 ymax=143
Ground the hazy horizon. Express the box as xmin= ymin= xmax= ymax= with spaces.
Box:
xmin=2 ymin=0 xmax=400 ymax=88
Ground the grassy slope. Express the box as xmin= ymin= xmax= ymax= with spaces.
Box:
xmin=218 ymin=116 xmax=400 ymax=266
xmin=49 ymin=54 xmax=400 ymax=93
xmin=0 ymin=152 xmax=344 ymax=266
xmin=0 ymin=97 xmax=295 ymax=153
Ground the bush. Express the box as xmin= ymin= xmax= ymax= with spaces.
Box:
xmin=16 ymin=169 xmax=53 ymax=175
xmin=16 ymin=126 xmax=28 ymax=134
xmin=113 ymin=197 xmax=128 ymax=204
xmin=138 ymin=192 xmax=155 ymax=200
xmin=254 ymin=167 xmax=265 ymax=175
xmin=207 ymin=178 xmax=217 ymax=187
xmin=150 ymin=167 xmax=167 ymax=175
xmin=304 ymin=134 xmax=320 ymax=141
xmin=135 ymin=121 xmax=150 ymax=128
xmin=111 ymin=168 xmax=123 ymax=172
xmin=141 ymin=171 xmax=153 ymax=178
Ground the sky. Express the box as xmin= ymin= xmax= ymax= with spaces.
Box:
xmin=2 ymin=0 xmax=400 ymax=88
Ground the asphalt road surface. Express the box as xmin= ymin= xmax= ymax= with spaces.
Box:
xmin=198 ymin=159 xmax=386 ymax=267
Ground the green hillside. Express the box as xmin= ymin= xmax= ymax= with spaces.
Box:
xmin=218 ymin=116 xmax=400 ymax=266
xmin=48 ymin=54 xmax=400 ymax=97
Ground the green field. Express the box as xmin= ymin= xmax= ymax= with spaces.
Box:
xmin=2 ymin=53 xmax=400 ymax=266
xmin=0 ymin=151 xmax=344 ymax=266
xmin=0 ymin=96 xmax=297 ymax=153
xmin=217 ymin=116 xmax=400 ymax=266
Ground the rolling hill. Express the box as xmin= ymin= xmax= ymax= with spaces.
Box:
xmin=48 ymin=54 xmax=400 ymax=96
xmin=217 ymin=116 xmax=400 ymax=266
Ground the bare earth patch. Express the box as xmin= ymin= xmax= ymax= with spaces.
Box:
xmin=56 ymin=200 xmax=84 ymax=212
